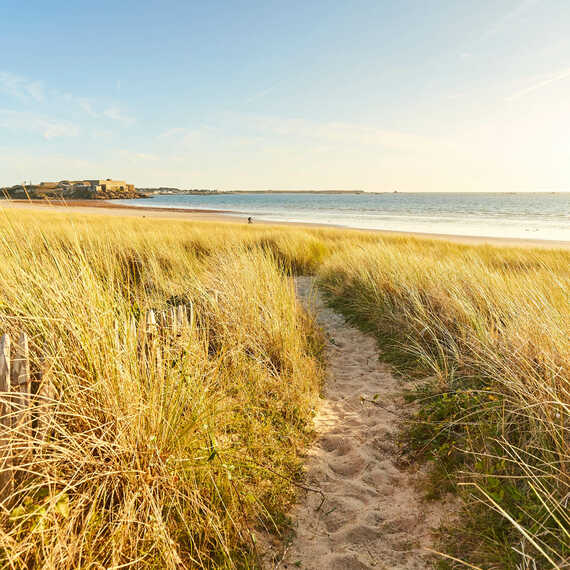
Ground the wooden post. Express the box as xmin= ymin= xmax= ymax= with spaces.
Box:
xmin=176 ymin=305 xmax=186 ymax=328
xmin=146 ymin=309 xmax=157 ymax=331
xmin=169 ymin=307 xmax=177 ymax=335
xmin=0 ymin=334 xmax=12 ymax=494
xmin=11 ymin=332 xmax=31 ymax=435
xmin=0 ymin=334 xmax=10 ymax=409
xmin=145 ymin=310 xmax=162 ymax=372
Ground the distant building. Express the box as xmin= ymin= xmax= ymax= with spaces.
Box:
xmin=38 ymin=179 xmax=135 ymax=193
xmin=2 ymin=178 xmax=139 ymax=200
xmin=85 ymin=179 xmax=135 ymax=192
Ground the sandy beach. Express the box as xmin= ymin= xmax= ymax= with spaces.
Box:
xmin=2 ymin=199 xmax=569 ymax=249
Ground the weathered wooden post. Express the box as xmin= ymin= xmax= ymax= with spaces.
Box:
xmin=169 ymin=306 xmax=177 ymax=335
xmin=176 ymin=305 xmax=187 ymax=329
xmin=146 ymin=310 xmax=162 ymax=373
xmin=0 ymin=334 xmax=12 ymax=494
xmin=146 ymin=309 xmax=157 ymax=332
xmin=0 ymin=334 xmax=10 ymax=412
xmin=11 ymin=332 xmax=31 ymax=435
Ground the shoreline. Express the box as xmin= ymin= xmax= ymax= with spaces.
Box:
xmin=1 ymin=198 xmax=569 ymax=249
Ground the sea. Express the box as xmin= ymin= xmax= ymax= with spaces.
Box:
xmin=115 ymin=192 xmax=570 ymax=242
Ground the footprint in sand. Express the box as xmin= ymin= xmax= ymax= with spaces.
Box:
xmin=263 ymin=277 xmax=454 ymax=570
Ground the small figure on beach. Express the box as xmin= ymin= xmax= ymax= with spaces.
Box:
xmin=247 ymin=216 xmax=253 ymax=224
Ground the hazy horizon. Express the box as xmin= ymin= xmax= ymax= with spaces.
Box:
xmin=2 ymin=1 xmax=569 ymax=192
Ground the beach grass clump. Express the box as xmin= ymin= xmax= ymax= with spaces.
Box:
xmin=318 ymin=240 xmax=570 ymax=568
xmin=0 ymin=211 xmax=323 ymax=568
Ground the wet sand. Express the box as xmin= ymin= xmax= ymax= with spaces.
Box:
xmin=1 ymin=199 xmax=568 ymax=249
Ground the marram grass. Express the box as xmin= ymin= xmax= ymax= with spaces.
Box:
xmin=318 ymin=241 xmax=569 ymax=569
xmin=0 ymin=208 xmax=568 ymax=569
xmin=0 ymin=210 xmax=328 ymax=568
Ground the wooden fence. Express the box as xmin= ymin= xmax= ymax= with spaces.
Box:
xmin=0 ymin=304 xmax=191 ymax=496
xmin=0 ymin=331 xmax=57 ymax=496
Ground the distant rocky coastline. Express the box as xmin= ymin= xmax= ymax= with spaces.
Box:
xmin=1 ymin=179 xmax=145 ymax=200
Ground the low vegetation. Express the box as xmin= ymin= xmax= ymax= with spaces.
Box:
xmin=0 ymin=208 xmax=568 ymax=568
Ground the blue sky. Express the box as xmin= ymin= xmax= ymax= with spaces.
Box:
xmin=1 ymin=0 xmax=569 ymax=191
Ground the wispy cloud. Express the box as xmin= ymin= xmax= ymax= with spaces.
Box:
xmin=158 ymin=127 xmax=187 ymax=139
xmin=244 ymin=83 xmax=278 ymax=104
xmin=158 ymin=126 xmax=215 ymax=146
xmin=506 ymin=67 xmax=570 ymax=101
xmin=0 ymin=109 xmax=79 ymax=139
xmin=77 ymin=98 xmax=98 ymax=117
xmin=241 ymin=114 xmax=451 ymax=154
xmin=0 ymin=71 xmax=45 ymax=102
xmin=61 ymin=92 xmax=100 ymax=117
xmin=103 ymin=106 xmax=135 ymax=125
xmin=1 ymin=70 xmax=136 ymax=124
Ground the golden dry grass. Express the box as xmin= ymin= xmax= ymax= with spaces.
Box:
xmin=319 ymin=241 xmax=569 ymax=568
xmin=0 ymin=210 xmax=331 ymax=568
xmin=0 ymin=208 xmax=568 ymax=568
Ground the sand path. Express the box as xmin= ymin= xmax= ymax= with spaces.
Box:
xmin=267 ymin=277 xmax=450 ymax=569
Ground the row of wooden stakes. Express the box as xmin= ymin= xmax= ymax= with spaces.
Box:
xmin=141 ymin=304 xmax=194 ymax=335
xmin=0 ymin=331 xmax=54 ymax=494
xmin=0 ymin=304 xmax=193 ymax=495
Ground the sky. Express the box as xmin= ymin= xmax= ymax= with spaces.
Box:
xmin=1 ymin=0 xmax=569 ymax=192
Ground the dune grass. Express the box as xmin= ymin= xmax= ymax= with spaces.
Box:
xmin=0 ymin=211 xmax=332 ymax=568
xmin=0 ymin=208 xmax=568 ymax=568
xmin=319 ymin=241 xmax=569 ymax=568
